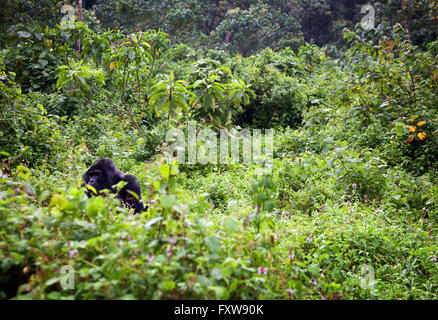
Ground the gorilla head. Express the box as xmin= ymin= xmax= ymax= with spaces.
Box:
xmin=83 ymin=158 xmax=147 ymax=214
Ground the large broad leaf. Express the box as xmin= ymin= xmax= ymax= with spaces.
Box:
xmin=17 ymin=31 xmax=31 ymax=38
xmin=160 ymin=194 xmax=177 ymax=209
xmin=205 ymin=235 xmax=221 ymax=253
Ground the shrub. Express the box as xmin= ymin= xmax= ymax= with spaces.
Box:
xmin=234 ymin=49 xmax=306 ymax=128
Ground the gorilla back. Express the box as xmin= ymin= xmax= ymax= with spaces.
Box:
xmin=82 ymin=158 xmax=146 ymax=214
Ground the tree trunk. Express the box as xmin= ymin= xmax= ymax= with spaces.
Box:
xmin=76 ymin=0 xmax=83 ymax=58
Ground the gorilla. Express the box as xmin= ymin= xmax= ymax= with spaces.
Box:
xmin=82 ymin=158 xmax=147 ymax=214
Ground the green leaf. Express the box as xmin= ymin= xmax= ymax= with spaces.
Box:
xmin=160 ymin=194 xmax=177 ymax=209
xmin=229 ymin=280 xmax=238 ymax=292
xmin=211 ymin=286 xmax=229 ymax=299
xmin=16 ymin=165 xmax=31 ymax=180
xmin=211 ymin=268 xmax=222 ymax=280
xmin=205 ymin=235 xmax=221 ymax=253
xmin=10 ymin=252 xmax=24 ymax=263
xmin=223 ymin=217 xmax=238 ymax=234
xmin=221 ymin=265 xmax=234 ymax=279
xmin=159 ymin=165 xmax=170 ymax=178
xmin=163 ymin=281 xmax=175 ymax=291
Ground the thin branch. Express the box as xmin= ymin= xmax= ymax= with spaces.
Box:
xmin=84 ymin=96 xmax=147 ymax=142
xmin=405 ymin=65 xmax=417 ymax=107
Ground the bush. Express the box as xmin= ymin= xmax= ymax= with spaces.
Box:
xmin=0 ymin=61 xmax=63 ymax=168
xmin=234 ymin=49 xmax=306 ymax=128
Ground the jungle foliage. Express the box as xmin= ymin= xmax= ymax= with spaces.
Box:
xmin=0 ymin=0 xmax=437 ymax=300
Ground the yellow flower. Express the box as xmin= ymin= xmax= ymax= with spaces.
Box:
xmin=408 ymin=126 xmax=417 ymax=133
xmin=417 ymin=121 xmax=427 ymax=126
xmin=418 ymin=132 xmax=427 ymax=140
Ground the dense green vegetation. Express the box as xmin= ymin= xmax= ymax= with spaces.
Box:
xmin=0 ymin=1 xmax=437 ymax=300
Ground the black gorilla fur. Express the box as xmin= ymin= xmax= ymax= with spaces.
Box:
xmin=83 ymin=158 xmax=147 ymax=214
